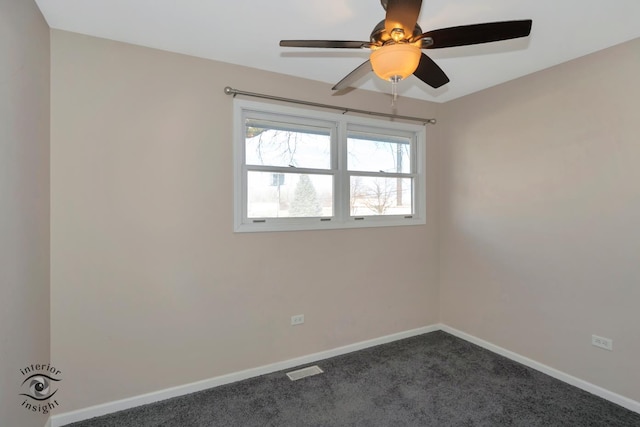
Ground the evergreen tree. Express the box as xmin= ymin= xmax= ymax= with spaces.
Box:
xmin=289 ymin=175 xmax=322 ymax=217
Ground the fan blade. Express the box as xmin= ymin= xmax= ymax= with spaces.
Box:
xmin=413 ymin=53 xmax=449 ymax=88
xmin=385 ymin=0 xmax=422 ymax=38
xmin=279 ymin=40 xmax=369 ymax=49
xmin=417 ymin=20 xmax=532 ymax=49
xmin=332 ymin=60 xmax=372 ymax=91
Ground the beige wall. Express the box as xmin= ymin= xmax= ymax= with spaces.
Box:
xmin=49 ymin=24 xmax=640 ymax=415
xmin=0 ymin=1 xmax=51 ymax=426
xmin=438 ymin=38 xmax=640 ymax=401
xmin=50 ymin=30 xmax=440 ymax=411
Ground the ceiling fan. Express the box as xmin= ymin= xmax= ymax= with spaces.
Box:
xmin=280 ymin=0 xmax=532 ymax=95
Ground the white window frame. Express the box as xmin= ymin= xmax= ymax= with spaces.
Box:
xmin=233 ymin=99 xmax=426 ymax=232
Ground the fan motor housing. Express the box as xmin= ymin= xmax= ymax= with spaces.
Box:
xmin=370 ymin=20 xmax=423 ymax=45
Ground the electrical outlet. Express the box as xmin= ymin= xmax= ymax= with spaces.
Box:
xmin=592 ymin=335 xmax=613 ymax=351
xmin=291 ymin=314 xmax=304 ymax=326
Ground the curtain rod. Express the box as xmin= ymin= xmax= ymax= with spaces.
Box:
xmin=224 ymin=87 xmax=436 ymax=125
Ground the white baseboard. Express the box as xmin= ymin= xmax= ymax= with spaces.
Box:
xmin=51 ymin=323 xmax=640 ymax=425
xmin=50 ymin=324 xmax=439 ymax=427
xmin=439 ymin=324 xmax=640 ymax=414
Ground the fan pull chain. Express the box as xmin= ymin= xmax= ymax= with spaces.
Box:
xmin=390 ymin=75 xmax=400 ymax=107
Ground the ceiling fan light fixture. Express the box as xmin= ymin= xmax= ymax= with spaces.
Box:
xmin=370 ymin=43 xmax=420 ymax=82
xmin=280 ymin=0 xmax=533 ymax=93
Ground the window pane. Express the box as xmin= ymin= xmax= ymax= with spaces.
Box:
xmin=347 ymin=133 xmax=411 ymax=173
xmin=247 ymin=172 xmax=333 ymax=218
xmin=245 ymin=120 xmax=331 ymax=169
xmin=350 ymin=176 xmax=412 ymax=216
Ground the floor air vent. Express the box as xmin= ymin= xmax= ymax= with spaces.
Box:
xmin=286 ymin=365 xmax=324 ymax=381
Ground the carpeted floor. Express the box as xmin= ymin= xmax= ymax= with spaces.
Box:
xmin=65 ymin=331 xmax=640 ymax=426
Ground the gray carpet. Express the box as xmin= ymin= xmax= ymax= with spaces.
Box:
xmin=65 ymin=331 xmax=640 ymax=426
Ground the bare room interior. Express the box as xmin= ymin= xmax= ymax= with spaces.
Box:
xmin=2 ymin=1 xmax=639 ymax=426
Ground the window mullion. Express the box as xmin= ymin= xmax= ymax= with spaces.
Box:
xmin=336 ymin=120 xmax=348 ymax=222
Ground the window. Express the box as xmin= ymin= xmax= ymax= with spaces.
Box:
xmin=234 ymin=99 xmax=426 ymax=232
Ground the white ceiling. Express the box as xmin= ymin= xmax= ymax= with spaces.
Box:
xmin=35 ymin=0 xmax=640 ymax=103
